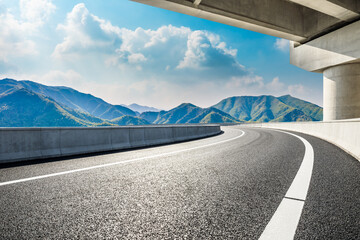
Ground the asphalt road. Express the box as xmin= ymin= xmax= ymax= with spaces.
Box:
xmin=0 ymin=126 xmax=359 ymax=239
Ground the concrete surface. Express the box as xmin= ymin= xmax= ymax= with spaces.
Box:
xmin=288 ymin=0 xmax=358 ymax=21
xmin=132 ymin=0 xmax=360 ymax=43
xmin=290 ymin=20 xmax=360 ymax=73
xmin=323 ymin=63 xmax=360 ymax=120
xmin=0 ymin=125 xmax=221 ymax=164
xmin=243 ymin=119 xmax=360 ymax=161
xmin=0 ymin=127 xmax=358 ymax=239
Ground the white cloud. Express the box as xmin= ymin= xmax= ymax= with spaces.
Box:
xmin=128 ymin=53 xmax=147 ymax=63
xmin=288 ymin=84 xmax=305 ymax=95
xmin=274 ymin=38 xmax=289 ymax=52
xmin=53 ymin=3 xmax=122 ymax=59
xmin=112 ymin=25 xmax=190 ymax=71
xmin=267 ymin=77 xmax=285 ymax=91
xmin=53 ymin=4 xmax=246 ymax=79
xmin=225 ymin=75 xmax=265 ymax=89
xmin=177 ymin=30 xmax=243 ymax=72
xmin=0 ymin=12 xmax=37 ymax=63
xmin=0 ymin=0 xmax=56 ymax=67
xmin=20 ymin=0 xmax=56 ymax=25
xmin=49 ymin=4 xmax=318 ymax=108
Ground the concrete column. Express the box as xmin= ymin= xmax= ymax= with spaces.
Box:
xmin=323 ymin=63 xmax=360 ymax=121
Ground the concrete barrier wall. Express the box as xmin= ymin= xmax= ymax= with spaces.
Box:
xmin=243 ymin=119 xmax=360 ymax=161
xmin=0 ymin=125 xmax=221 ymax=164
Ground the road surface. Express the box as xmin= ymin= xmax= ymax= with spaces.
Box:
xmin=0 ymin=126 xmax=359 ymax=239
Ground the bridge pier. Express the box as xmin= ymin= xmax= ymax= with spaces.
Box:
xmin=324 ymin=63 xmax=360 ymax=121
xmin=290 ymin=19 xmax=360 ymax=121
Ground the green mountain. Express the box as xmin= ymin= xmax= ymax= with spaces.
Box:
xmin=0 ymin=78 xmax=137 ymax=120
xmin=0 ymin=88 xmax=107 ymax=127
xmin=212 ymin=95 xmax=322 ymax=122
xmin=111 ymin=116 xmax=150 ymax=125
xmin=146 ymin=103 xmax=241 ymax=124
xmin=278 ymin=94 xmax=323 ymax=120
xmin=139 ymin=111 xmax=164 ymax=123
xmin=0 ymin=78 xmax=322 ymax=127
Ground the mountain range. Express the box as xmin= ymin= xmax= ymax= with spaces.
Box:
xmin=140 ymin=103 xmax=241 ymax=124
xmin=1 ymin=79 xmax=137 ymax=120
xmin=0 ymin=87 xmax=105 ymax=127
xmin=121 ymin=103 xmax=161 ymax=114
xmin=0 ymin=78 xmax=323 ymax=127
xmin=213 ymin=95 xmax=323 ymax=122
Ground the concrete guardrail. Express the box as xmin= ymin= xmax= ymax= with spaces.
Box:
xmin=0 ymin=124 xmax=221 ymax=164
xmin=243 ymin=119 xmax=360 ymax=161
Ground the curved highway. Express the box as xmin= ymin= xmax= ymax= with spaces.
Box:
xmin=0 ymin=126 xmax=359 ymax=239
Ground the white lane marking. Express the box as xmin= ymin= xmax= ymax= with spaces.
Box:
xmin=259 ymin=130 xmax=314 ymax=240
xmin=285 ymin=133 xmax=314 ymax=201
xmin=260 ymin=198 xmax=304 ymax=240
xmin=0 ymin=130 xmax=245 ymax=187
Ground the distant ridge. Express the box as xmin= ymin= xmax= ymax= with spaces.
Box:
xmin=122 ymin=103 xmax=161 ymax=114
xmin=0 ymin=78 xmax=137 ymax=120
xmin=0 ymin=87 xmax=105 ymax=127
xmin=0 ymin=78 xmax=323 ymax=127
xmin=277 ymin=94 xmax=323 ymax=121
xmin=141 ymin=103 xmax=241 ymax=124
xmin=111 ymin=116 xmax=150 ymax=125
xmin=212 ymin=95 xmax=322 ymax=122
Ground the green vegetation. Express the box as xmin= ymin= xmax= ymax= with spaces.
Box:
xmin=0 ymin=78 xmax=323 ymax=127
xmin=111 ymin=116 xmax=150 ymax=125
xmin=213 ymin=95 xmax=322 ymax=122
xmin=0 ymin=78 xmax=137 ymax=120
xmin=139 ymin=111 xmax=162 ymax=123
xmin=0 ymin=88 xmax=104 ymax=127
xmin=150 ymin=103 xmax=241 ymax=124
xmin=278 ymin=94 xmax=323 ymax=120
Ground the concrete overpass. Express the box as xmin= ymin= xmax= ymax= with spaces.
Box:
xmin=132 ymin=0 xmax=360 ymax=121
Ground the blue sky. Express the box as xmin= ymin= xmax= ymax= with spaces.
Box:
xmin=0 ymin=0 xmax=323 ymax=109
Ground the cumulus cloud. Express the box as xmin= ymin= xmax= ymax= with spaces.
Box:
xmin=128 ymin=53 xmax=147 ymax=63
xmin=50 ymin=4 xmax=318 ymax=107
xmin=274 ymin=38 xmax=289 ymax=52
xmin=53 ymin=3 xmax=121 ymax=59
xmin=106 ymin=25 xmax=191 ymax=74
xmin=225 ymin=75 xmax=265 ymax=90
xmin=53 ymin=4 xmax=246 ymax=79
xmin=288 ymin=83 xmax=305 ymax=95
xmin=177 ymin=30 xmax=242 ymax=71
xmin=267 ymin=77 xmax=285 ymax=91
xmin=0 ymin=0 xmax=55 ymax=66
xmin=20 ymin=0 xmax=56 ymax=25
xmin=0 ymin=12 xmax=37 ymax=63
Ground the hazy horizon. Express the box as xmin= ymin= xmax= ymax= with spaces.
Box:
xmin=1 ymin=77 xmax=323 ymax=111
